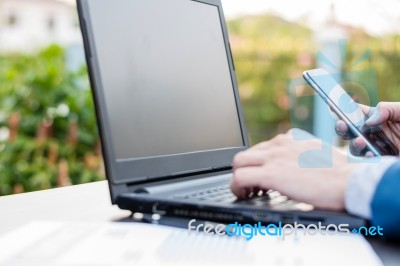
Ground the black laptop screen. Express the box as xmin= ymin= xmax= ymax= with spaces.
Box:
xmin=87 ymin=0 xmax=243 ymax=161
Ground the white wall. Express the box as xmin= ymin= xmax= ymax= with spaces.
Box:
xmin=0 ymin=0 xmax=82 ymax=53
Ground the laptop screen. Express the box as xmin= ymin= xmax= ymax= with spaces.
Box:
xmin=86 ymin=0 xmax=243 ymax=161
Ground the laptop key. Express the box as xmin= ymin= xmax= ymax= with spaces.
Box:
xmin=267 ymin=190 xmax=281 ymax=199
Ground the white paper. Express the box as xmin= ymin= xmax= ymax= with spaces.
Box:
xmin=0 ymin=221 xmax=382 ymax=266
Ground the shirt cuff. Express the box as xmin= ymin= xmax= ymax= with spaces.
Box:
xmin=345 ymin=157 xmax=398 ymax=219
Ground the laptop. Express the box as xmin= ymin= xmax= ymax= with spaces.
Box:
xmin=77 ymin=0 xmax=365 ymax=228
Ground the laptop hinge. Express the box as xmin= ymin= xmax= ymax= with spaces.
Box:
xmin=212 ymin=165 xmax=232 ymax=171
xmin=125 ymin=165 xmax=232 ymax=187
xmin=170 ymin=167 xmax=213 ymax=177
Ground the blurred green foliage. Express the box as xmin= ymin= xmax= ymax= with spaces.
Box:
xmin=227 ymin=15 xmax=315 ymax=144
xmin=0 ymin=45 xmax=103 ymax=196
xmin=344 ymin=34 xmax=400 ymax=102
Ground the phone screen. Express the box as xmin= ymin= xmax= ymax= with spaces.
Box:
xmin=303 ymin=69 xmax=399 ymax=156
xmin=305 ymin=70 xmax=366 ymax=129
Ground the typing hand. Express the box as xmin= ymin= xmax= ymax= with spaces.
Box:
xmin=230 ymin=129 xmax=358 ymax=211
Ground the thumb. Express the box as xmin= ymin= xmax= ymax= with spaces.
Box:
xmin=365 ymin=102 xmax=400 ymax=126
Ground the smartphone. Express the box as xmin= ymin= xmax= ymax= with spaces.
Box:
xmin=303 ymin=68 xmax=399 ymax=156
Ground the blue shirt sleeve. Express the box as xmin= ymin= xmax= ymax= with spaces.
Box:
xmin=371 ymin=160 xmax=400 ymax=238
xmin=345 ymin=157 xmax=397 ymax=219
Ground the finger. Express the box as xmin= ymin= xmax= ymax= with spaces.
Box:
xmin=247 ymin=187 xmax=262 ymax=198
xmin=231 ymin=167 xmax=273 ymax=199
xmin=349 ymin=137 xmax=367 ymax=156
xmin=233 ymin=150 xmax=268 ymax=169
xmin=243 ymin=188 xmax=254 ymax=199
xmin=336 ymin=120 xmax=348 ymax=135
xmin=359 ymin=104 xmax=371 ymax=116
xmin=366 ymin=102 xmax=400 ymax=126
xmin=365 ymin=151 xmax=375 ymax=158
xmin=335 ymin=120 xmax=356 ymax=140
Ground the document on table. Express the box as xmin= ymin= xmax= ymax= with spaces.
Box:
xmin=0 ymin=221 xmax=382 ymax=266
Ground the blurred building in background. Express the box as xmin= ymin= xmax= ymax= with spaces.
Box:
xmin=0 ymin=0 xmax=81 ymax=53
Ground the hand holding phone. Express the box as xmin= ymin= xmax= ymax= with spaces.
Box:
xmin=303 ymin=68 xmax=399 ymax=157
xmin=336 ymin=103 xmax=400 ymax=156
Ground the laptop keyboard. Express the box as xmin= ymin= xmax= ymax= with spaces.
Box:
xmin=172 ymin=184 xmax=287 ymax=204
xmin=173 ymin=184 xmax=236 ymax=202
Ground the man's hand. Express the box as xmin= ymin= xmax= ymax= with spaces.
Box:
xmin=336 ymin=102 xmax=400 ymax=156
xmin=231 ymin=129 xmax=359 ymax=211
